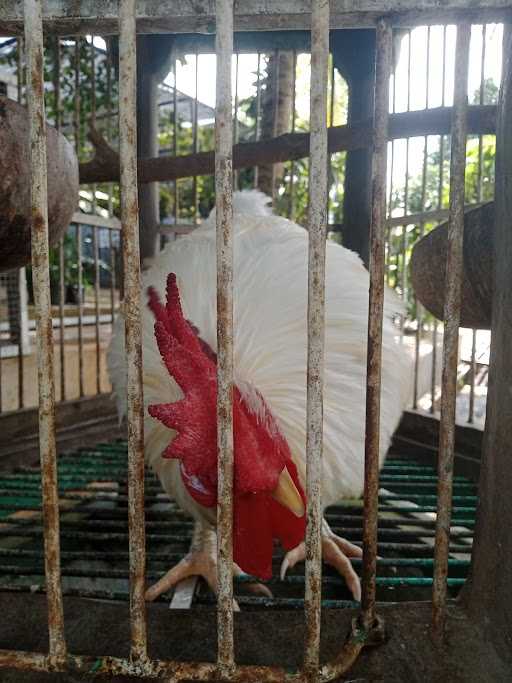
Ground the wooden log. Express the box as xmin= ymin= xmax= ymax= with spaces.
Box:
xmin=409 ymin=201 xmax=494 ymax=329
xmin=78 ymin=104 xmax=497 ymax=185
xmin=0 ymin=97 xmax=79 ymax=272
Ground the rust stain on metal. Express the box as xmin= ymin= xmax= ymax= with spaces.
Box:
xmin=304 ymin=1 xmax=329 ymax=677
xmin=361 ymin=18 xmax=392 ymax=634
xmin=432 ymin=22 xmax=471 ymax=639
xmin=215 ymin=1 xmax=235 ymax=675
xmin=23 ymin=0 xmax=66 ymax=661
xmin=119 ymin=0 xmax=147 ymax=661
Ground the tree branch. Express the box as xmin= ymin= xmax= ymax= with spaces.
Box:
xmin=79 ymin=105 xmax=496 ymax=185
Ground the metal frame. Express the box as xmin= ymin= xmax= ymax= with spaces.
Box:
xmin=0 ymin=0 xmax=510 ymax=680
xmin=1 ymin=1 xmax=512 ymax=32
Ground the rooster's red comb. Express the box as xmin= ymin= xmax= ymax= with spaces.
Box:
xmin=147 ymin=274 xmax=217 ymax=475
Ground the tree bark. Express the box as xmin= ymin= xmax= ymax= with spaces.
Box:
xmin=257 ymin=51 xmax=294 ymax=199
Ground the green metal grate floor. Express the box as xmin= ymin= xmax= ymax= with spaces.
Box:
xmin=0 ymin=440 xmax=476 ymax=609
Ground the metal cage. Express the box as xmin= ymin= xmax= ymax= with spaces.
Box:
xmin=0 ymin=1 xmax=510 ymax=680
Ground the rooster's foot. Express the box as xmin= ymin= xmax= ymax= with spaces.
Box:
xmin=280 ymin=519 xmax=362 ymax=602
xmin=145 ymin=523 xmax=272 ymax=606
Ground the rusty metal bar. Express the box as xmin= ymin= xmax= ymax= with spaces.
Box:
xmin=215 ymin=0 xmax=235 ymax=674
xmin=432 ymin=22 xmax=471 ymax=637
xmin=361 ymin=18 xmax=392 ymax=632
xmin=23 ymin=0 xmax=66 ymax=660
xmin=119 ymin=0 xmax=147 ymax=660
xmin=303 ymin=0 xmax=329 ymax=675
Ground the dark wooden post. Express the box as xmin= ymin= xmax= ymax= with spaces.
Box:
xmin=461 ymin=27 xmax=512 ymax=665
xmin=331 ymin=30 xmax=376 ymax=267
xmin=136 ymin=36 xmax=160 ymax=265
xmin=135 ymin=36 xmax=173 ymax=265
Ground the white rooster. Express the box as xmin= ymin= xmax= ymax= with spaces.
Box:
xmin=108 ymin=190 xmax=413 ymax=603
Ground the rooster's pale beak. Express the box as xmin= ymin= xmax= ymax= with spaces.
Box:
xmin=271 ymin=466 xmax=305 ymax=517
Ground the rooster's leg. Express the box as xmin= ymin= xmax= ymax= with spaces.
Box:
xmin=145 ymin=521 xmax=272 ymax=604
xmin=280 ymin=519 xmax=362 ymax=602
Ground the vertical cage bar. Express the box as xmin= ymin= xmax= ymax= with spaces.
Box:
xmin=90 ymin=35 xmax=100 ymax=393
xmin=106 ymin=39 xmax=114 ymax=219
xmin=431 ymin=25 xmax=449 ymax=413
xmin=23 ymin=0 xmax=66 ymax=659
xmin=53 ymin=37 xmax=66 ymax=404
xmin=90 ymin=35 xmax=98 ymax=215
xmin=303 ymin=0 xmax=329 ymax=675
xmin=233 ymin=52 xmax=240 ymax=190
xmin=468 ymin=329 xmax=477 ymax=423
xmin=413 ymin=26 xmax=431 ymax=410
xmin=468 ymin=25 xmax=487 ymax=424
xmin=253 ymin=52 xmax=261 ymax=189
xmin=400 ymin=31 xmax=412 ymax=334
xmin=119 ymin=0 xmax=147 ymax=660
xmin=215 ymin=0 xmax=235 ymax=675
xmin=17 ymin=36 xmax=23 ymax=102
xmin=76 ymin=224 xmax=84 ymax=397
xmin=361 ymin=18 xmax=392 ymax=632
xmin=16 ymin=37 xmax=25 ymax=410
xmin=193 ymin=50 xmax=199 ymax=222
xmin=173 ymin=56 xmax=179 ymax=228
xmin=93 ymin=227 xmax=101 ymax=394
xmin=431 ymin=320 xmax=438 ymax=413
xmin=109 ymin=230 xmax=116 ymax=325
xmin=432 ymin=22 xmax=471 ymax=637
xmin=74 ymin=38 xmax=81 ymax=157
xmin=58 ymin=238 xmax=66 ymax=401
xmin=288 ymin=49 xmax=298 ymax=220
xmin=327 ymin=54 xmax=335 ymax=220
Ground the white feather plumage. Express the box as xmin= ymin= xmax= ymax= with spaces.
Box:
xmin=107 ymin=190 xmax=413 ymax=522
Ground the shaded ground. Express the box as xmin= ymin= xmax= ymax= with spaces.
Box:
xmin=0 ymin=594 xmax=508 ymax=682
